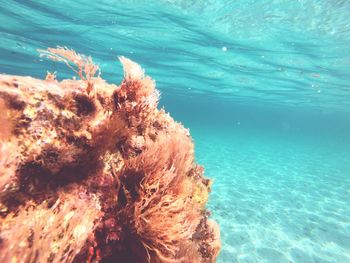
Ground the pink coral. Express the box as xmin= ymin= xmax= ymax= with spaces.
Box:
xmin=0 ymin=47 xmax=220 ymax=263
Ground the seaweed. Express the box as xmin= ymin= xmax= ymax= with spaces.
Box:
xmin=0 ymin=47 xmax=220 ymax=263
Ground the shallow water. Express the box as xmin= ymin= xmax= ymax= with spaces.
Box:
xmin=1 ymin=1 xmax=350 ymax=262
xmin=197 ymin=129 xmax=350 ymax=263
xmin=164 ymin=96 xmax=350 ymax=262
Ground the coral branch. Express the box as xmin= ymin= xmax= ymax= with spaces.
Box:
xmin=39 ymin=46 xmax=99 ymax=82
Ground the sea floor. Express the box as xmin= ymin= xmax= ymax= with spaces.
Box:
xmin=193 ymin=128 xmax=350 ymax=263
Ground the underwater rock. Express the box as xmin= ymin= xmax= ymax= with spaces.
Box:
xmin=0 ymin=47 xmax=220 ymax=263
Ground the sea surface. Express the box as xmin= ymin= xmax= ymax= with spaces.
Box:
xmin=1 ymin=1 xmax=350 ymax=262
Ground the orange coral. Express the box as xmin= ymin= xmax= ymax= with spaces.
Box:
xmin=0 ymin=47 xmax=220 ymax=263
xmin=0 ymin=191 xmax=100 ymax=263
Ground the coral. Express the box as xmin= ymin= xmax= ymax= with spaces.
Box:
xmin=39 ymin=47 xmax=99 ymax=82
xmin=0 ymin=47 xmax=220 ymax=263
xmin=0 ymin=190 xmax=100 ymax=263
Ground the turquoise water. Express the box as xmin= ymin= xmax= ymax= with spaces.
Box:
xmin=1 ymin=1 xmax=350 ymax=262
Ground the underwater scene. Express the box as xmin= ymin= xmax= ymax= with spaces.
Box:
xmin=1 ymin=0 xmax=350 ymax=263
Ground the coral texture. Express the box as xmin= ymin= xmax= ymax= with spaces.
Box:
xmin=0 ymin=47 xmax=220 ymax=263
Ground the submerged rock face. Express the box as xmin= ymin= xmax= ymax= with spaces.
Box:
xmin=0 ymin=47 xmax=220 ymax=263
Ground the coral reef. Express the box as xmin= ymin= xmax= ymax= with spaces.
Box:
xmin=0 ymin=47 xmax=220 ymax=263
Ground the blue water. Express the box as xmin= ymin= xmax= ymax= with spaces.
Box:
xmin=1 ymin=1 xmax=350 ymax=262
